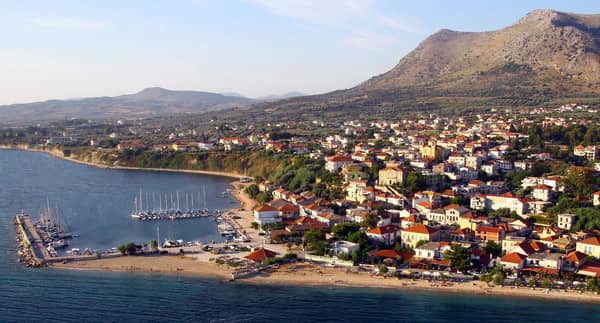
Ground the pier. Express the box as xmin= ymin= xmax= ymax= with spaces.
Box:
xmin=14 ymin=213 xmax=122 ymax=267
xmin=14 ymin=213 xmax=46 ymax=267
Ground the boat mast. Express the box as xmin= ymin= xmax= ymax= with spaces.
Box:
xmin=152 ymin=192 xmax=156 ymax=212
xmin=139 ymin=189 xmax=143 ymax=213
xmin=186 ymin=192 xmax=189 ymax=212
xmin=134 ymin=196 xmax=138 ymax=214
xmin=203 ymin=185 xmax=207 ymax=208
xmin=176 ymin=192 xmax=180 ymax=211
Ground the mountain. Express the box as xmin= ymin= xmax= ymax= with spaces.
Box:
xmin=256 ymin=9 xmax=600 ymax=117
xmin=256 ymin=92 xmax=307 ymax=101
xmin=0 ymin=88 xmax=255 ymax=123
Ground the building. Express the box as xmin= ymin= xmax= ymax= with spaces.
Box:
xmin=576 ymin=236 xmax=600 ymax=258
xmin=400 ymin=224 xmax=441 ymax=248
xmin=325 ymin=155 xmax=354 ymax=172
xmin=377 ymin=166 xmax=407 ymax=186
xmin=532 ymin=185 xmax=552 ymax=202
xmin=593 ymin=191 xmax=600 ymax=207
xmin=574 ymin=145 xmax=597 ymax=161
xmin=419 ymin=144 xmax=447 ymax=162
xmin=367 ymin=225 xmax=400 ymax=245
xmin=331 ymin=240 xmax=359 ymax=255
xmin=470 ymin=192 xmax=529 ymax=216
xmin=476 ymin=226 xmax=505 ymax=243
xmin=500 ymin=252 xmax=526 ymax=270
xmin=557 ymin=213 xmax=576 ymax=231
xmin=253 ymin=205 xmax=280 ymax=225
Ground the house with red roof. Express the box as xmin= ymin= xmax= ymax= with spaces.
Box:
xmin=245 ymin=248 xmax=277 ymax=263
xmin=325 ymin=154 xmax=354 ymax=172
xmin=562 ymin=251 xmax=587 ymax=272
xmin=400 ymin=224 xmax=441 ymax=248
xmin=576 ymin=236 xmax=600 ymax=258
xmin=500 ymin=252 xmax=526 ymax=270
xmin=278 ymin=204 xmax=299 ymax=220
xmin=367 ymin=225 xmax=400 ymax=245
xmin=532 ymin=184 xmax=552 ymax=202
xmin=475 ymin=225 xmax=505 ymax=243
xmin=253 ymin=205 xmax=280 ymax=225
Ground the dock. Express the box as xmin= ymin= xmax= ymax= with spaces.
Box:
xmin=14 ymin=213 xmax=121 ymax=267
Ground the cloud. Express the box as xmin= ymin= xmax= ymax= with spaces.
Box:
xmin=27 ymin=16 xmax=110 ymax=32
xmin=248 ymin=0 xmax=421 ymax=50
xmin=247 ymin=0 xmax=367 ymax=25
xmin=345 ymin=30 xmax=396 ymax=51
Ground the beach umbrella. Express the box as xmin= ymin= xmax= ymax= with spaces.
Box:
xmin=402 ymin=270 xmax=412 ymax=275
xmin=432 ymin=272 xmax=441 ymax=277
xmin=422 ymin=271 xmax=432 ymax=276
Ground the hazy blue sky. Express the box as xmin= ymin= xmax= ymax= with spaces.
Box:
xmin=1 ymin=0 xmax=599 ymax=104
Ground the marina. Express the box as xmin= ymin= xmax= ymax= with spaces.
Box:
xmin=129 ymin=189 xmax=225 ymax=221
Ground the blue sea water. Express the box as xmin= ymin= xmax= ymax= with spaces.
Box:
xmin=0 ymin=149 xmax=599 ymax=322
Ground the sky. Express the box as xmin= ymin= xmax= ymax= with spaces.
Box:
xmin=1 ymin=0 xmax=599 ymax=105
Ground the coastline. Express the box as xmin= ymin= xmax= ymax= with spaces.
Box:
xmin=7 ymin=145 xmax=600 ymax=304
xmin=0 ymin=145 xmax=247 ymax=179
xmin=51 ymin=257 xmax=600 ymax=303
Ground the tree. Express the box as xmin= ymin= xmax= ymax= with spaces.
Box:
xmin=244 ymin=184 xmax=260 ymax=198
xmin=361 ymin=213 xmax=379 ymax=229
xmin=117 ymin=242 xmax=137 ymax=255
xmin=332 ymin=222 xmax=360 ymax=240
xmin=347 ymin=231 xmax=371 ymax=248
xmin=303 ymin=229 xmax=326 ymax=254
xmin=563 ymin=166 xmax=594 ymax=198
xmin=378 ymin=264 xmax=389 ymax=274
xmin=414 ymin=240 xmax=429 ymax=248
xmin=251 ymin=222 xmax=259 ymax=230
xmin=444 ymin=244 xmax=471 ymax=273
xmin=492 ymin=265 xmax=505 ymax=285
xmin=405 ymin=171 xmax=425 ymax=194
xmin=150 ymin=239 xmax=158 ymax=251
xmin=484 ymin=241 xmax=502 ymax=257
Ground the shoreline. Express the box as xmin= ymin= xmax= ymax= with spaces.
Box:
xmin=51 ymin=257 xmax=600 ymax=304
xmin=0 ymin=145 xmax=248 ymax=179
xmin=7 ymin=145 xmax=600 ymax=304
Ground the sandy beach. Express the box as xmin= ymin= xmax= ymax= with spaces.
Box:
xmin=52 ymin=256 xmax=600 ymax=303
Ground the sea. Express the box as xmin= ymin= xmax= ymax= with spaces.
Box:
xmin=0 ymin=149 xmax=598 ymax=322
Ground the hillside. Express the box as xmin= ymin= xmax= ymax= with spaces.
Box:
xmin=0 ymin=88 xmax=255 ymax=123
xmin=253 ymin=9 xmax=600 ymax=118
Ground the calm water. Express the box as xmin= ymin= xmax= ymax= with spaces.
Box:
xmin=0 ymin=150 xmax=599 ymax=322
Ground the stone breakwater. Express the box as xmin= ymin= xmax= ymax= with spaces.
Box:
xmin=14 ymin=216 xmax=45 ymax=268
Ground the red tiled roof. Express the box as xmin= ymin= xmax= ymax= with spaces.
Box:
xmin=477 ymin=226 xmax=503 ymax=233
xmin=245 ymin=248 xmax=277 ymax=262
xmin=566 ymin=251 xmax=587 ymax=263
xmin=255 ymin=205 xmax=278 ymax=212
xmin=579 ymin=236 xmax=600 ymax=246
xmin=328 ymin=155 xmax=353 ymax=162
xmin=370 ymin=249 xmax=413 ymax=261
xmin=403 ymin=224 xmax=438 ymax=235
xmin=501 ymin=252 xmax=526 ymax=264
xmin=278 ymin=204 xmax=299 ymax=212
xmin=368 ymin=225 xmax=400 ymax=235
xmin=578 ymin=262 xmax=600 ymax=277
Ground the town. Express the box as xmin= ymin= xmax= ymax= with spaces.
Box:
xmin=3 ymin=101 xmax=600 ymax=293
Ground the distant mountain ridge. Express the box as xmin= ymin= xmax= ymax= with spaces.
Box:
xmin=0 ymin=88 xmax=255 ymax=123
xmin=255 ymin=9 xmax=600 ymax=116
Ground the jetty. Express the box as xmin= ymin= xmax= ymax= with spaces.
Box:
xmin=14 ymin=213 xmax=47 ymax=267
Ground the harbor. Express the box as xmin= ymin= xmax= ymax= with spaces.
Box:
xmin=130 ymin=189 xmax=226 ymax=221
